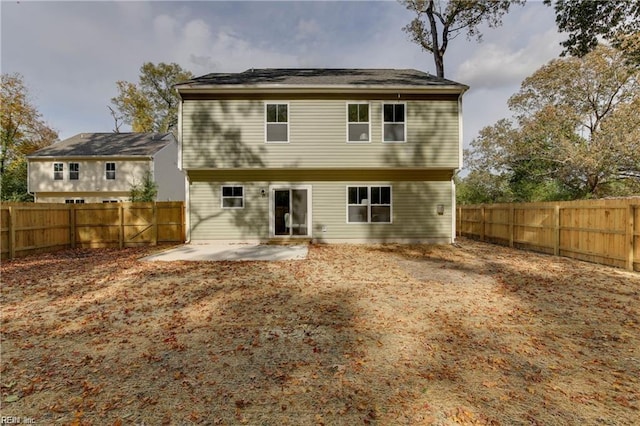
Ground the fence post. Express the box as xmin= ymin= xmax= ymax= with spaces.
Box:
xmin=119 ymin=204 xmax=124 ymax=249
xmin=480 ymin=205 xmax=486 ymax=241
xmin=69 ymin=204 xmax=76 ymax=249
xmin=8 ymin=206 xmax=15 ymax=260
xmin=181 ymin=202 xmax=186 ymax=243
xmin=152 ymin=202 xmax=158 ymax=246
xmin=627 ymin=204 xmax=635 ymax=271
xmin=509 ymin=204 xmax=514 ymax=248
xmin=554 ymin=204 xmax=560 ymax=256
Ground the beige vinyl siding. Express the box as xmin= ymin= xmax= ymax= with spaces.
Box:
xmin=181 ymin=99 xmax=459 ymax=169
xmin=189 ymin=177 xmax=453 ymax=242
xmin=190 ymin=181 xmax=270 ymax=240
xmin=312 ymin=181 xmax=452 ymax=242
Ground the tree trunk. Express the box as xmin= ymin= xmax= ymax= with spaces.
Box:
xmin=424 ymin=1 xmax=445 ymax=77
xmin=433 ymin=50 xmax=445 ymax=78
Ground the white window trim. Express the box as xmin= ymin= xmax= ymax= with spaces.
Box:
xmin=264 ymin=102 xmax=290 ymax=144
xmin=382 ymin=102 xmax=407 ymax=143
xmin=345 ymin=185 xmax=393 ymax=224
xmin=53 ymin=163 xmax=64 ymax=180
xmin=69 ymin=162 xmax=79 ymax=180
xmin=268 ymin=184 xmax=313 ymax=238
xmin=105 ymin=162 xmax=116 ymax=180
xmin=220 ymin=185 xmax=245 ymax=209
xmin=346 ymin=102 xmax=371 ymax=143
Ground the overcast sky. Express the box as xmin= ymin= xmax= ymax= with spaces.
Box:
xmin=1 ymin=0 xmax=564 ymax=164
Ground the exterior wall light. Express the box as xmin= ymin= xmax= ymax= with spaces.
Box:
xmin=437 ymin=204 xmax=445 ymax=215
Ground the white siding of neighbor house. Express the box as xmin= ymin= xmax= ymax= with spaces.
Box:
xmin=29 ymin=158 xmax=152 ymax=194
xmin=34 ymin=192 xmax=130 ymax=203
xmin=181 ymin=99 xmax=460 ymax=170
xmin=188 ymin=178 xmax=453 ymax=243
xmin=28 ymin=142 xmax=185 ymax=203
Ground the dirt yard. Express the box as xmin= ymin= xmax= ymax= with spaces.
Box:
xmin=1 ymin=239 xmax=638 ymax=425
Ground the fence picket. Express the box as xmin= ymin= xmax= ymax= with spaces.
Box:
xmin=458 ymin=200 xmax=639 ymax=272
xmin=0 ymin=202 xmax=184 ymax=260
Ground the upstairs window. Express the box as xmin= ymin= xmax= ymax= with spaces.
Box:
xmin=383 ymin=103 xmax=406 ymax=142
xmin=221 ymin=185 xmax=244 ymax=208
xmin=347 ymin=103 xmax=370 ymax=142
xmin=347 ymin=185 xmax=392 ymax=223
xmin=53 ymin=163 xmax=63 ymax=180
xmin=106 ymin=162 xmax=116 ymax=180
xmin=69 ymin=163 xmax=79 ymax=180
xmin=266 ymin=103 xmax=288 ymax=143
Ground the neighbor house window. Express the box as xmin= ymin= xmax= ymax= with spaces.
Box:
xmin=69 ymin=163 xmax=79 ymax=180
xmin=221 ymin=185 xmax=244 ymax=208
xmin=65 ymin=199 xmax=85 ymax=204
xmin=383 ymin=103 xmax=406 ymax=142
xmin=346 ymin=185 xmax=391 ymax=223
xmin=53 ymin=163 xmax=63 ymax=180
xmin=266 ymin=103 xmax=288 ymax=142
xmin=106 ymin=162 xmax=116 ymax=180
xmin=347 ymin=103 xmax=370 ymax=142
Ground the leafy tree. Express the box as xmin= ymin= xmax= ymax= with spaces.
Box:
xmin=462 ymin=44 xmax=640 ymax=202
xmin=617 ymin=32 xmax=640 ymax=67
xmin=400 ymin=0 xmax=523 ymax=77
xmin=455 ymin=170 xmax=513 ymax=204
xmin=545 ymin=0 xmax=640 ymax=58
xmin=1 ymin=73 xmax=58 ymax=201
xmin=129 ymin=170 xmax=158 ymax=202
xmin=111 ymin=62 xmax=193 ymax=134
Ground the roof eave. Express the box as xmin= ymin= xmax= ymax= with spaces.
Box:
xmin=27 ymin=155 xmax=155 ymax=160
xmin=176 ymin=84 xmax=469 ymax=96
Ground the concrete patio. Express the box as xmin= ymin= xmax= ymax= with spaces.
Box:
xmin=141 ymin=241 xmax=309 ymax=261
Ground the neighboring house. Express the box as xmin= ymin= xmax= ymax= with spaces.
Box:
xmin=176 ymin=68 xmax=468 ymax=243
xmin=27 ymin=133 xmax=185 ymax=203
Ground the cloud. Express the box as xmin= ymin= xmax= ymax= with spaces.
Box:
xmin=296 ymin=18 xmax=321 ymax=41
xmin=1 ymin=0 xmax=566 ymax=146
xmin=454 ymin=27 xmax=563 ymax=90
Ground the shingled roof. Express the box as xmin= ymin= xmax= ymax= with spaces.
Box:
xmin=28 ymin=133 xmax=176 ymax=158
xmin=176 ymin=68 xmax=467 ymax=89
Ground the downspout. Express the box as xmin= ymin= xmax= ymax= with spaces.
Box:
xmin=176 ymin=93 xmax=190 ymax=242
xmin=184 ymin=175 xmax=190 ymax=243
xmin=177 ymin=97 xmax=183 ymax=171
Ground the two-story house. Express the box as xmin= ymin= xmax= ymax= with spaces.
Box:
xmin=176 ymin=68 xmax=468 ymax=243
xmin=27 ymin=132 xmax=185 ymax=203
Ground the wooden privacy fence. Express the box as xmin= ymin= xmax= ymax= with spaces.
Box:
xmin=1 ymin=202 xmax=185 ymax=260
xmin=457 ymin=199 xmax=640 ymax=272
